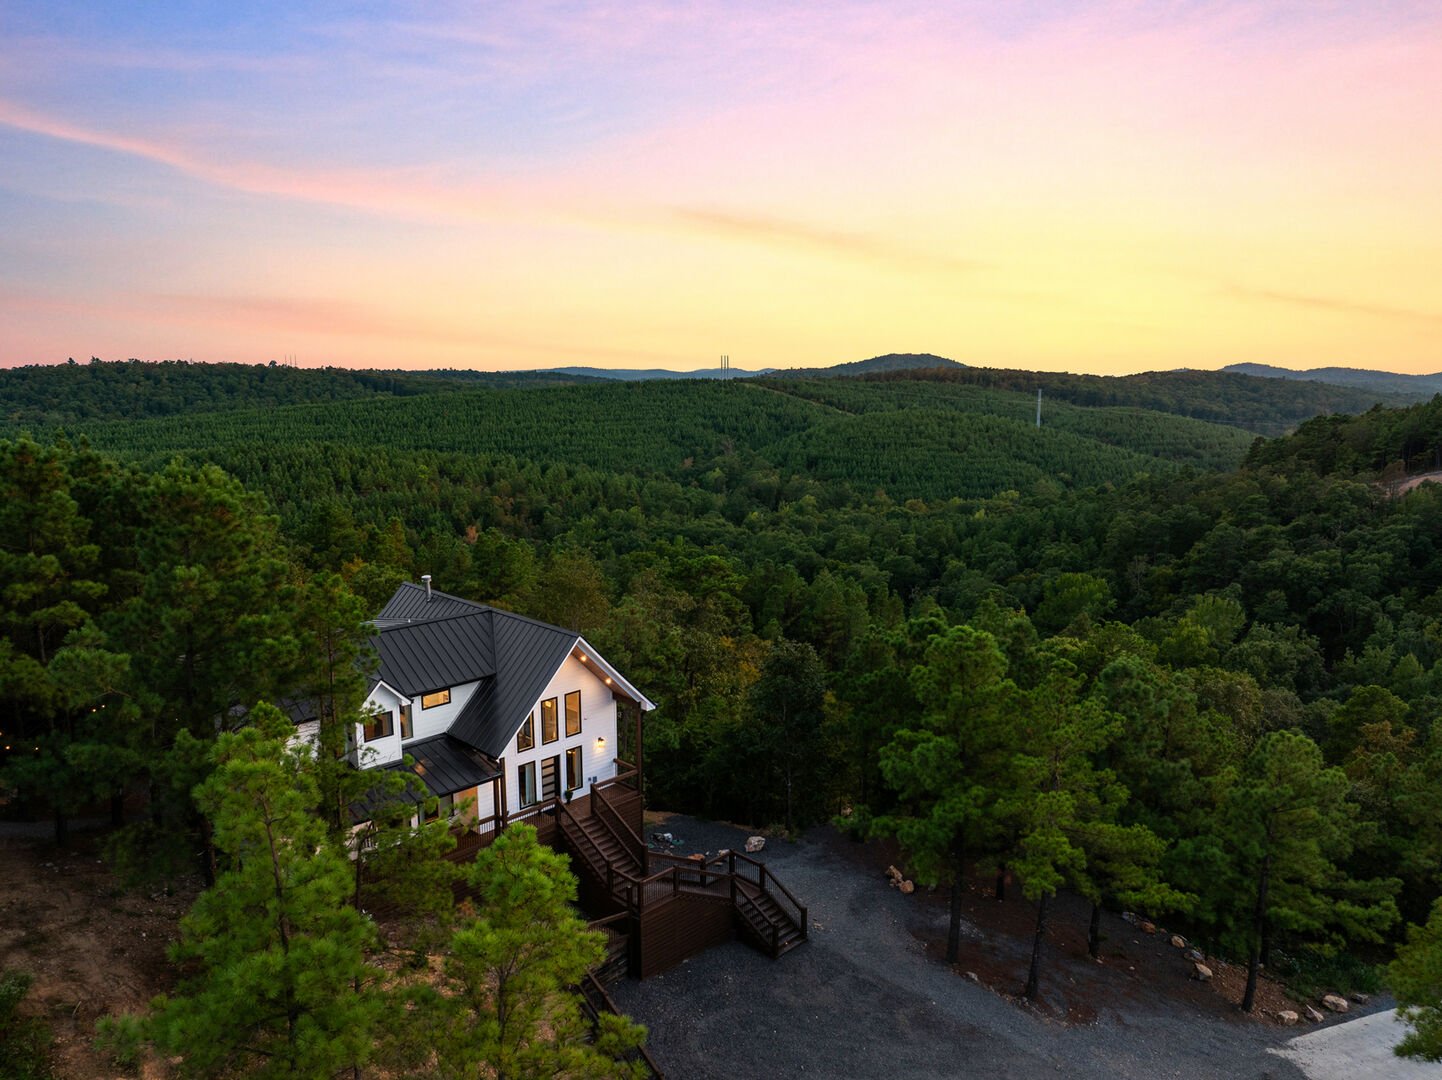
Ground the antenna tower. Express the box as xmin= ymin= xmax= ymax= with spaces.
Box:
xmin=721 ymin=354 xmax=729 ymax=379
xmin=1036 ymin=388 xmax=1042 ymax=428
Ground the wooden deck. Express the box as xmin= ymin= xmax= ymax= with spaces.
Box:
xmin=433 ymin=760 xmax=807 ymax=981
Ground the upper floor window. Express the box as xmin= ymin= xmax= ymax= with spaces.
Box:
xmin=565 ymin=691 xmax=581 ymax=737
xmin=541 ymin=697 xmax=559 ymax=744
xmin=399 ymin=702 xmax=413 ymax=740
xmin=421 ymin=688 xmax=451 ymax=710
xmin=517 ymin=712 xmax=534 ymax=752
xmin=363 ymin=708 xmax=393 ymax=742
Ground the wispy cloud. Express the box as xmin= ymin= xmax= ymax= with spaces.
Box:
xmin=1223 ymin=283 xmax=1442 ymax=325
xmin=671 ymin=207 xmax=981 ymax=276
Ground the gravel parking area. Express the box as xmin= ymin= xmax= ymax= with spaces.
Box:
xmin=612 ymin=815 xmax=1323 ymax=1080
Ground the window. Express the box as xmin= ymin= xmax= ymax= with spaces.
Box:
xmin=424 ymin=793 xmax=454 ymax=823
xmin=363 ymin=708 xmax=393 ymax=742
xmin=541 ymin=697 xmax=559 ymax=744
xmin=399 ymin=703 xmax=413 ymax=740
xmin=516 ymin=712 xmax=534 ymax=752
xmin=421 ymin=689 xmax=451 ymax=710
xmin=565 ymin=691 xmax=581 ymax=737
xmin=517 ymin=762 xmax=537 ymax=808
xmin=565 ymin=746 xmax=582 ymax=792
xmin=540 ymin=755 xmax=560 ymax=801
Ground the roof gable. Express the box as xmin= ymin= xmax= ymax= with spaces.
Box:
xmin=449 ymin=610 xmax=578 ymax=758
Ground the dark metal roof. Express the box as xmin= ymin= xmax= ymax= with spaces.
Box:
xmin=371 ymin=612 xmax=495 ymax=696
xmin=351 ymin=735 xmax=500 ymax=822
xmin=449 ymin=610 xmax=578 ymax=758
xmin=375 ymin=581 xmax=485 ymax=625
xmin=386 ymin=734 xmax=500 ymax=798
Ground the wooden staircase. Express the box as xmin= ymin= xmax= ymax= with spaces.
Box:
xmin=558 ymin=781 xmax=807 ymax=976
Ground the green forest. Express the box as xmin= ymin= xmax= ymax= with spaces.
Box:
xmin=7 ymin=359 xmax=1442 ymax=1066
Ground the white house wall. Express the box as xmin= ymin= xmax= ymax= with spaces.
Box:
xmin=355 ymin=680 xmax=480 ymax=768
xmin=500 ymin=651 xmax=618 ymax=818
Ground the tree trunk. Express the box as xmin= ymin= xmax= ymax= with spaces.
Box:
xmin=1242 ymin=855 xmax=1270 ymax=1013
xmin=946 ymin=840 xmax=966 ymax=964
xmin=1024 ymin=893 xmax=1049 ymax=1000
xmin=1088 ymin=901 xmax=1103 ymax=959
xmin=995 ymin=864 xmax=1007 ymax=901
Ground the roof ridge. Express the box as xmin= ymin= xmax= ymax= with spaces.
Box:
xmin=396 ymin=580 xmax=485 ymax=610
xmin=372 ymin=609 xmax=491 ymax=634
xmin=481 ymin=602 xmax=580 ymax=638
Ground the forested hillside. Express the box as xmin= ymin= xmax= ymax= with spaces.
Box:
xmin=0 ymin=358 xmax=600 ymax=426
xmin=8 ymin=362 xmax=1442 ymax=1040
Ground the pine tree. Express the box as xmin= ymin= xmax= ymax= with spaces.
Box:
xmin=1391 ymin=899 xmax=1442 ymax=1061
xmin=146 ymin=707 xmax=381 ymax=1078
xmin=411 ymin=824 xmax=647 ymax=1079
xmin=871 ymin=626 xmax=1018 ymax=965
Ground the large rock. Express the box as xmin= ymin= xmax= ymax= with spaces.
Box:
xmin=1321 ymin=994 xmax=1350 ymax=1013
xmin=899 ymin=879 xmax=915 ymax=895
xmin=1140 ymin=920 xmax=1157 ymax=934
xmin=1350 ymin=992 xmax=1371 ymax=1005
xmin=1190 ymin=962 xmax=1213 ymax=982
xmin=1304 ymin=1005 xmax=1326 ymax=1023
xmin=1169 ymin=934 xmax=1187 ymax=948
xmin=1276 ymin=1010 xmax=1300 ymax=1026
xmin=745 ymin=835 xmax=766 ymax=853
xmin=1185 ymin=948 xmax=1205 ymax=963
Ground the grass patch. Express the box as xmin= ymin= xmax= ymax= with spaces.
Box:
xmin=1271 ymin=945 xmax=1384 ymax=1001
xmin=0 ymin=968 xmax=54 ymax=1080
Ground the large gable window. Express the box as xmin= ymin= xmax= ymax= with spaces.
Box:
xmin=399 ymin=703 xmax=413 ymax=740
xmin=363 ymin=708 xmax=393 ymax=742
xmin=421 ymin=689 xmax=451 ymax=710
xmin=565 ymin=691 xmax=581 ymax=737
xmin=517 ymin=712 xmax=534 ymax=752
xmin=541 ymin=697 xmax=559 ymax=744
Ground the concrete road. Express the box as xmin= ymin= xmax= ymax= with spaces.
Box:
xmin=1271 ymin=1011 xmax=1436 ymax=1080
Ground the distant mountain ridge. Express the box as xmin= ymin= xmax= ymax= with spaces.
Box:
xmin=1222 ymin=363 xmax=1442 ymax=396
xmin=767 ymin=352 xmax=966 ymax=379
xmin=542 ymin=365 xmax=771 ymax=380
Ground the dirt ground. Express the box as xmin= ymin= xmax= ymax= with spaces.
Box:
xmin=0 ymin=827 xmax=198 ymax=1079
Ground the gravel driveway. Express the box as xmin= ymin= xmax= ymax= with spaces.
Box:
xmin=611 ymin=815 xmax=1315 ymax=1080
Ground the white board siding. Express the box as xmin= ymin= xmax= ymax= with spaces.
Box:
xmin=407 ymin=680 xmax=479 ymax=743
xmin=355 ymin=683 xmax=407 ymax=767
xmin=501 ymin=651 xmax=618 ymax=818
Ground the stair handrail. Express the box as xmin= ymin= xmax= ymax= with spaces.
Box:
xmin=590 ymin=781 xmax=646 ymax=864
xmin=727 ymin=850 xmax=808 ymax=939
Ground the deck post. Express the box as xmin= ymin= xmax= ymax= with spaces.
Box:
xmin=633 ymin=701 xmax=643 ymax=793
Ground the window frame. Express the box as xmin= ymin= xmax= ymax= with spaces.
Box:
xmin=540 ymin=697 xmax=559 ymax=744
xmin=399 ymin=702 xmax=413 ymax=741
xmin=363 ymin=707 xmax=394 ymax=742
xmin=565 ymin=746 xmax=582 ymax=792
xmin=424 ymin=792 xmax=455 ymax=823
xmin=516 ymin=712 xmax=535 ymax=752
xmin=564 ymin=690 xmax=582 ymax=738
xmin=421 ymin=688 xmax=451 ymax=710
xmin=517 ymin=762 xmax=537 ymax=808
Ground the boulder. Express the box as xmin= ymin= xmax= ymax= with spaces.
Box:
xmin=1350 ymin=992 xmax=1371 ymax=1005
xmin=1185 ymin=948 xmax=1205 ymax=963
xmin=1140 ymin=920 xmax=1157 ymax=934
xmin=1169 ymin=935 xmax=1187 ymax=949
xmin=1322 ymin=994 xmax=1349 ymax=1013
xmin=1276 ymin=1011 xmax=1299 ymax=1026
xmin=1120 ymin=911 xmax=1139 ymax=926
xmin=745 ymin=835 xmax=766 ymax=854
xmin=1304 ymin=1005 xmax=1325 ymax=1023
xmin=885 ymin=864 xmax=903 ymax=884
xmin=1190 ymin=963 xmax=1213 ymax=982
xmin=964 ymin=970 xmax=979 ymax=982
xmin=899 ymin=880 xmax=915 ymax=895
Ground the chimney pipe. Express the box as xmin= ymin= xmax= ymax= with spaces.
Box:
xmin=421 ymin=574 xmax=432 ymax=601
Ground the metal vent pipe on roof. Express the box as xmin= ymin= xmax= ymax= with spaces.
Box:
xmin=422 ymin=574 xmax=432 ymax=600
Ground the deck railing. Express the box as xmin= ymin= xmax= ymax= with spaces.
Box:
xmin=727 ymin=849 xmax=808 ymax=942
xmin=590 ymin=778 xmax=646 ymax=863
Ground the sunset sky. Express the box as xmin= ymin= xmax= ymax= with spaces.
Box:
xmin=2 ymin=2 xmax=1440 ymax=374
